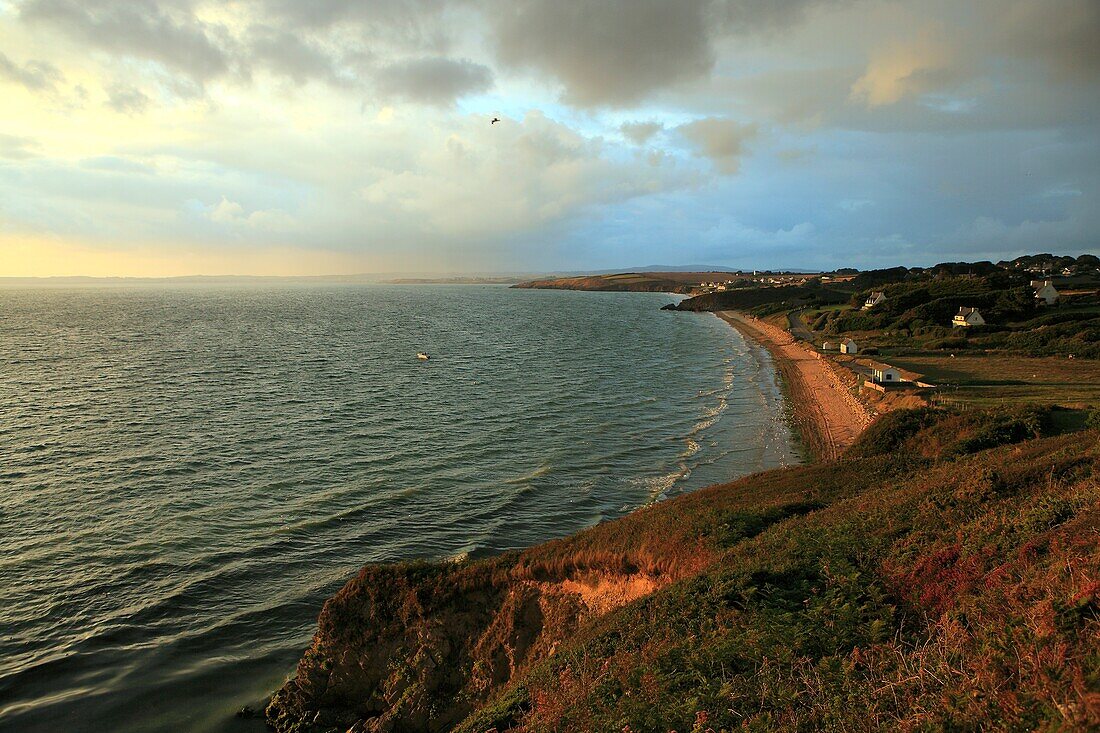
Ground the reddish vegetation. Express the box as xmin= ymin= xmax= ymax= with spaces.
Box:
xmin=268 ymin=411 xmax=1100 ymax=733
xmin=886 ymin=543 xmax=991 ymax=617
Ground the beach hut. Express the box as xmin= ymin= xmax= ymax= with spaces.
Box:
xmin=952 ymin=307 xmax=985 ymax=327
xmin=840 ymin=338 xmax=858 ymax=354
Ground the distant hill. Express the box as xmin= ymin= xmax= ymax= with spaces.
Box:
xmin=513 ymin=271 xmax=744 ymax=294
xmin=384 ymin=276 xmax=522 ymax=285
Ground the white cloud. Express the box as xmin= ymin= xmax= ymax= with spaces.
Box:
xmin=206 ymin=196 xmax=244 ymax=223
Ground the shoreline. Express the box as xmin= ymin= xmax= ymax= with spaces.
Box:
xmin=716 ymin=310 xmax=872 ymax=461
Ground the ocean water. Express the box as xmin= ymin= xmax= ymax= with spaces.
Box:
xmin=0 ymin=284 xmax=796 ymax=732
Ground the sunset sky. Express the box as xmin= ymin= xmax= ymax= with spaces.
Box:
xmin=1 ymin=0 xmax=1097 ymax=276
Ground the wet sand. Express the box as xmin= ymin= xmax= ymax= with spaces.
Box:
xmin=717 ymin=311 xmax=873 ymax=461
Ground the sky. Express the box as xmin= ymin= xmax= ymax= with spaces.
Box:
xmin=0 ymin=0 xmax=1098 ymax=277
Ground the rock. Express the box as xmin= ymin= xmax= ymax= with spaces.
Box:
xmin=235 ymin=705 xmax=257 ymax=719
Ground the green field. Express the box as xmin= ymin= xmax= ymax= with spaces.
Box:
xmin=889 ymin=354 xmax=1100 ymax=407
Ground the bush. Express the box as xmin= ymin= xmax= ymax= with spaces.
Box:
xmin=929 ymin=336 xmax=968 ymax=350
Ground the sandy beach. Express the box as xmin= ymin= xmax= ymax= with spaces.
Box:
xmin=717 ymin=311 xmax=872 ymax=461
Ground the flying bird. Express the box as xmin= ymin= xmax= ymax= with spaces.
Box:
xmin=491 ymin=117 xmax=500 ymax=125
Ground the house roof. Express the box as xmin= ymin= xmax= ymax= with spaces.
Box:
xmin=956 ymin=307 xmax=979 ymax=316
xmin=842 ymin=338 xmax=857 ymax=345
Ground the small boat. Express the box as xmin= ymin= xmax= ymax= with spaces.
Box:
xmin=417 ymin=352 xmax=430 ymax=360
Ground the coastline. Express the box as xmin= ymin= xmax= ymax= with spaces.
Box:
xmin=716 ymin=310 xmax=872 ymax=461
xmin=256 ymin=299 xmax=1098 ymax=732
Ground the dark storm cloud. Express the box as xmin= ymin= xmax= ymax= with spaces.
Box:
xmin=490 ymin=0 xmax=837 ymax=107
xmin=0 ymin=51 xmax=63 ymax=92
xmin=374 ymin=57 xmax=493 ymax=105
xmin=709 ymin=0 xmax=839 ymax=32
xmin=19 ymin=0 xmax=234 ymax=83
xmin=1000 ymin=0 xmax=1100 ymax=81
xmin=493 ymin=0 xmax=714 ymax=107
xmin=246 ymin=25 xmax=356 ymax=87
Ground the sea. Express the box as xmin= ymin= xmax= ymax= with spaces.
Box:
xmin=0 ymin=284 xmax=797 ymax=732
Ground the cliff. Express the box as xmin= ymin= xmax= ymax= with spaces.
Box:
xmin=268 ymin=408 xmax=1100 ymax=732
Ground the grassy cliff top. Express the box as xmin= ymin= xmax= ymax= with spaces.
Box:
xmin=269 ymin=407 xmax=1100 ymax=732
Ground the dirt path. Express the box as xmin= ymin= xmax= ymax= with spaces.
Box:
xmin=718 ymin=311 xmax=873 ymax=461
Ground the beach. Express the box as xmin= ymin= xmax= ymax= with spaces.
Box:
xmin=717 ymin=310 xmax=872 ymax=460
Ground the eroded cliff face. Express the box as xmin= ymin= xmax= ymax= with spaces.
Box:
xmin=266 ymin=558 xmax=669 ymax=733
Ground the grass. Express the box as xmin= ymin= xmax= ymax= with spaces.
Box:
xmin=888 ymin=354 xmax=1100 ymax=408
xmin=480 ymin=416 xmax=1100 ymax=732
xmin=270 ymin=408 xmax=1100 ymax=733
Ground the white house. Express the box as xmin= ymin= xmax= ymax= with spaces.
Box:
xmin=863 ymin=291 xmax=886 ymax=310
xmin=821 ymin=341 xmax=834 ymax=352
xmin=840 ymin=338 xmax=858 ymax=354
xmin=868 ymin=360 xmax=901 ymax=384
xmin=952 ymin=307 xmax=985 ymax=328
xmin=1034 ymin=280 xmax=1060 ymax=305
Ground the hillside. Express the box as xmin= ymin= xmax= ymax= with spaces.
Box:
xmin=669 ymin=282 xmax=850 ymax=314
xmin=266 ymin=408 xmax=1100 ymax=732
xmin=512 ymin=272 xmax=740 ymax=294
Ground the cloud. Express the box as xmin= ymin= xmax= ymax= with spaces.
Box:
xmin=246 ymin=25 xmax=360 ymax=87
xmin=944 ymin=214 xmax=1089 ymax=254
xmin=620 ymin=121 xmax=664 ymax=145
xmin=374 ymin=57 xmax=493 ymax=104
xmin=849 ymin=30 xmax=959 ymax=108
xmin=493 ymin=0 xmax=714 ymax=106
xmin=1000 ymin=0 xmax=1100 ymax=81
xmin=105 ymin=83 xmax=151 ymax=115
xmin=3 ymin=0 xmax=1100 ymax=275
xmin=776 ymin=147 xmax=816 ymax=164
xmin=0 ymin=133 xmax=40 ymax=159
xmin=79 ymin=156 xmax=156 ymax=174
xmin=709 ymin=0 xmax=841 ymax=33
xmin=206 ymin=196 xmax=244 ymax=224
xmin=357 ymin=110 xmax=691 ymax=239
xmin=679 ymin=117 xmax=757 ymax=173
xmin=19 ymin=0 xmax=233 ymax=84
xmin=0 ymin=50 xmax=63 ymax=92
xmin=695 ymin=215 xmax=818 ymax=262
xmin=199 ymin=196 xmax=297 ymax=231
